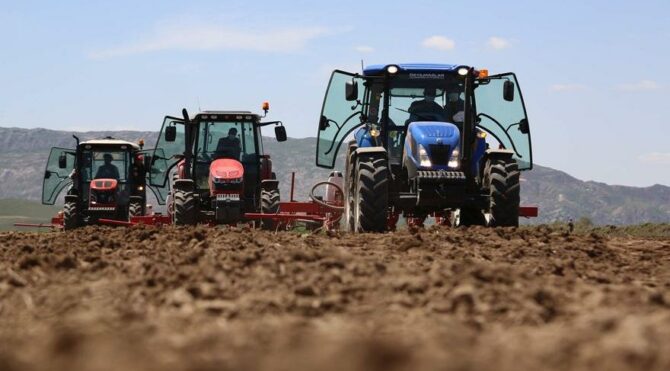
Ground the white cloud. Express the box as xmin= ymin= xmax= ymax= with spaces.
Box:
xmin=617 ymin=80 xmax=660 ymax=92
xmin=421 ymin=36 xmax=455 ymax=51
xmin=88 ymin=23 xmax=330 ymax=59
xmin=355 ymin=45 xmax=375 ymax=53
xmin=487 ymin=36 xmax=511 ymax=50
xmin=638 ymin=152 xmax=670 ymax=165
xmin=550 ymin=84 xmax=587 ymax=92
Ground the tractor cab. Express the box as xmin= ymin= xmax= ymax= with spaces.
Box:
xmin=150 ymin=106 xmax=287 ymax=225
xmin=317 ymin=63 xmax=535 ymax=231
xmin=42 ymin=137 xmax=153 ymax=230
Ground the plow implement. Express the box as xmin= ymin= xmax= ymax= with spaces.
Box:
xmin=244 ymin=174 xmax=345 ymax=231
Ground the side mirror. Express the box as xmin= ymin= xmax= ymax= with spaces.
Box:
xmin=58 ymin=153 xmax=67 ymax=169
xmin=275 ymin=126 xmax=287 ymax=142
xmin=518 ymin=119 xmax=530 ymax=134
xmin=345 ymin=80 xmax=358 ymax=101
xmin=503 ymin=80 xmax=515 ymax=102
xmin=165 ymin=126 xmax=177 ymax=142
xmin=319 ymin=116 xmax=331 ymax=131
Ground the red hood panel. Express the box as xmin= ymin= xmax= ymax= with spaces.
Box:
xmin=210 ymin=159 xmax=244 ymax=179
xmin=90 ymin=179 xmax=118 ymax=191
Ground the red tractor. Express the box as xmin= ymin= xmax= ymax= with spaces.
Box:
xmin=148 ymin=105 xmax=287 ymax=228
xmin=41 ymin=136 xmax=158 ymax=230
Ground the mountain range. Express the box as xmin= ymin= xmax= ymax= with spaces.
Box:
xmin=0 ymin=127 xmax=668 ymax=225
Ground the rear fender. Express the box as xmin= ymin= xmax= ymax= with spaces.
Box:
xmin=480 ymin=149 xmax=515 ymax=181
xmin=353 ymin=146 xmax=387 ymax=160
xmin=129 ymin=195 xmax=143 ymax=204
xmin=482 ymin=149 xmax=514 ymax=167
xmin=261 ymin=179 xmax=279 ymax=191
xmin=173 ymin=179 xmax=195 ymax=192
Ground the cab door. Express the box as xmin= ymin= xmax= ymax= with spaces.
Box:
xmin=149 ymin=116 xmax=186 ymax=188
xmin=316 ymin=70 xmax=367 ymax=169
xmin=42 ymin=147 xmax=75 ymax=205
xmin=474 ymin=73 xmax=533 ymax=170
xmin=138 ymin=149 xmax=167 ymax=205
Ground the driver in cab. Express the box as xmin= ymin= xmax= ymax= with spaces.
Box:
xmin=407 ymin=87 xmax=448 ymax=123
xmin=215 ymin=128 xmax=242 ymax=160
xmin=95 ymin=153 xmax=120 ymax=179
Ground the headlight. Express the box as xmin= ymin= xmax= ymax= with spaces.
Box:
xmin=418 ymin=144 xmax=432 ymax=167
xmin=448 ymin=148 xmax=460 ymax=169
xmin=457 ymin=67 xmax=469 ymax=76
xmin=386 ymin=65 xmax=399 ymax=74
xmin=369 ymin=125 xmax=380 ymax=137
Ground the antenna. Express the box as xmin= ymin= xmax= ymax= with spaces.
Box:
xmin=361 ymin=59 xmax=365 ymax=73
xmin=197 ymin=97 xmax=202 ymax=112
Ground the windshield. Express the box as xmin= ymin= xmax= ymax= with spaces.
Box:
xmin=367 ymin=78 xmax=464 ymax=163
xmin=385 ymin=84 xmax=465 ymax=127
xmin=197 ymin=121 xmax=257 ymax=161
xmin=81 ymin=149 xmax=131 ymax=182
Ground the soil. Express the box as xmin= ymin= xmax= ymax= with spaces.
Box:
xmin=0 ymin=225 xmax=669 ymax=371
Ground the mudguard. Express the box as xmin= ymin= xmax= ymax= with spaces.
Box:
xmin=261 ymin=179 xmax=279 ymax=191
xmin=483 ymin=149 xmax=514 ymax=161
xmin=173 ymin=179 xmax=195 ymax=192
xmin=354 ymin=146 xmax=387 ymax=157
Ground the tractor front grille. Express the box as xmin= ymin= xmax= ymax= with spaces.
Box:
xmin=429 ymin=144 xmax=451 ymax=166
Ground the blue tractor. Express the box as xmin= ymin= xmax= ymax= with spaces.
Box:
xmin=316 ymin=63 xmax=533 ymax=232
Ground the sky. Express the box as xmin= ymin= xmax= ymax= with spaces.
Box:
xmin=0 ymin=0 xmax=669 ymax=187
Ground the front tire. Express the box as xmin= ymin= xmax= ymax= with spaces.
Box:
xmin=173 ymin=190 xmax=197 ymax=225
xmin=128 ymin=201 xmax=143 ymax=220
xmin=63 ymin=201 xmax=79 ymax=231
xmin=260 ymin=188 xmax=280 ymax=230
xmin=353 ymin=155 xmax=389 ymax=232
xmin=486 ymin=159 xmax=520 ymax=227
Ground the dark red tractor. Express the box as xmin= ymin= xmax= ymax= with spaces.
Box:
xmin=41 ymin=136 xmax=157 ymax=230
xmin=148 ymin=105 xmax=287 ymax=228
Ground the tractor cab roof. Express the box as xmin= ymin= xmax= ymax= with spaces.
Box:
xmin=79 ymin=138 xmax=141 ymax=150
xmin=193 ymin=111 xmax=261 ymax=122
xmin=363 ymin=63 xmax=467 ymax=76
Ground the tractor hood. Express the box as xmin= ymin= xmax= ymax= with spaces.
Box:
xmin=209 ymin=159 xmax=244 ymax=197
xmin=404 ymin=121 xmax=461 ymax=170
xmin=210 ymin=159 xmax=244 ymax=181
xmin=90 ymin=179 xmax=119 ymax=191
xmin=89 ymin=178 xmax=118 ymax=209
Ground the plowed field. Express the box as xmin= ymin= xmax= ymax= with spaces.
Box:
xmin=1 ymin=226 xmax=669 ymax=371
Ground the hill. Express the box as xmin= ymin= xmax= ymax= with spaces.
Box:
xmin=0 ymin=127 xmax=668 ymax=225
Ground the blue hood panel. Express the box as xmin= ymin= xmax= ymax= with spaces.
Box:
xmin=405 ymin=121 xmax=461 ymax=170
xmin=408 ymin=122 xmax=460 ymax=147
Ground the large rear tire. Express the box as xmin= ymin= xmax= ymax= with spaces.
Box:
xmin=173 ymin=190 xmax=197 ymax=226
xmin=353 ymin=155 xmax=389 ymax=233
xmin=486 ymin=159 xmax=520 ymax=227
xmin=63 ymin=201 xmax=79 ymax=231
xmin=260 ymin=188 xmax=280 ymax=230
